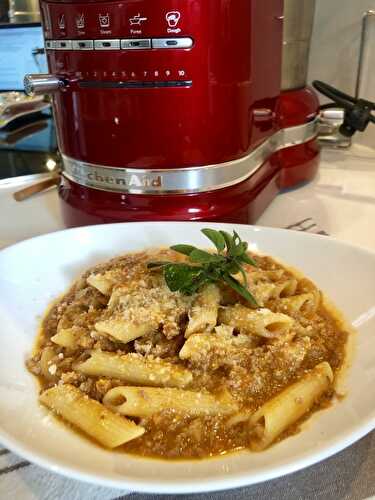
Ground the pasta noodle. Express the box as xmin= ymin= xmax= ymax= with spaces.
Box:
xmin=179 ymin=325 xmax=253 ymax=369
xmin=76 ymin=350 xmax=193 ymax=388
xmin=87 ymin=273 xmax=114 ymax=296
xmin=218 ymin=304 xmax=294 ymax=338
xmin=94 ymin=318 xmax=157 ymax=344
xmin=278 ymin=292 xmax=320 ymax=317
xmin=103 ymin=386 xmax=238 ymax=418
xmin=273 ymin=279 xmax=298 ymax=299
xmin=40 ymin=384 xmax=145 ymax=448
xmin=51 ymin=328 xmax=81 ymax=348
xmin=26 ymin=246 xmax=350 ymax=459
xmin=248 ymin=362 xmax=334 ymax=450
xmin=185 ymin=284 xmax=221 ymax=337
xmin=39 ymin=347 xmax=57 ymax=380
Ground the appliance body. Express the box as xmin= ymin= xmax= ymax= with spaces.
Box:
xmin=34 ymin=0 xmax=320 ymax=226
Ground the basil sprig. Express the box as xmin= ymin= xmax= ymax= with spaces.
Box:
xmin=148 ymin=229 xmax=258 ymax=306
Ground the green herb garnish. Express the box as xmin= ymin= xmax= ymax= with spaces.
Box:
xmin=148 ymin=228 xmax=258 ymax=306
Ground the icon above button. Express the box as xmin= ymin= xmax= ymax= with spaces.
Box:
xmin=152 ymin=38 xmax=193 ymax=49
xmin=76 ymin=13 xmax=85 ymax=29
xmin=98 ymin=13 xmax=110 ymax=28
xmin=57 ymin=14 xmax=65 ymax=30
xmin=121 ymin=39 xmax=151 ymax=49
xmin=129 ymin=13 xmax=148 ymax=26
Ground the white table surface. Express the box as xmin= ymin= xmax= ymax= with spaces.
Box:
xmin=1 ymin=145 xmax=375 ymax=500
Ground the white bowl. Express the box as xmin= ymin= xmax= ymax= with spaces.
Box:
xmin=0 ymin=222 xmax=375 ymax=494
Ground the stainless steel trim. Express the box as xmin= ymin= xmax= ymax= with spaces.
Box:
xmin=62 ymin=120 xmax=318 ymax=195
xmin=24 ymin=74 xmax=65 ymax=96
xmin=55 ymin=40 xmax=73 ymax=50
xmin=317 ymin=109 xmax=351 ymax=149
xmin=94 ymin=39 xmax=121 ymax=50
xmin=45 ymin=40 xmax=56 ymax=50
xmin=355 ymin=10 xmax=375 ymax=99
xmin=282 ymin=0 xmax=316 ymax=91
xmin=72 ymin=40 xmax=94 ymax=50
xmin=121 ymin=39 xmax=152 ymax=50
xmin=152 ymin=37 xmax=194 ymax=49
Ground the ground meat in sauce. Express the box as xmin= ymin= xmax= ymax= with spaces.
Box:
xmin=26 ymin=250 xmax=349 ymax=459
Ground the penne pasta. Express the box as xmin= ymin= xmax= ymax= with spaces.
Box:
xmin=263 ymin=270 xmax=285 ymax=281
xmin=250 ymin=279 xmax=297 ymax=306
xmin=278 ymin=291 xmax=320 ymax=317
xmin=248 ymin=362 xmax=334 ymax=450
xmin=273 ymin=279 xmax=298 ymax=299
xmin=242 ymin=269 xmax=285 ymax=284
xmin=219 ymin=304 xmax=294 ymax=338
xmin=27 ymin=242 xmax=351 ymax=459
xmin=185 ymin=284 xmax=221 ymax=337
xmin=39 ymin=347 xmax=57 ymax=380
xmin=51 ymin=328 xmax=80 ymax=348
xmin=94 ymin=317 xmax=157 ymax=344
xmin=87 ymin=273 xmax=114 ymax=295
xmin=76 ymin=350 xmax=193 ymax=388
xmin=103 ymin=386 xmax=238 ymax=418
xmin=179 ymin=325 xmax=253 ymax=368
xmin=86 ymin=270 xmax=121 ymax=296
xmin=40 ymin=384 xmax=145 ymax=448
xmin=252 ymin=282 xmax=278 ymax=306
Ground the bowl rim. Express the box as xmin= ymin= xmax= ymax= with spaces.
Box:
xmin=1 ymin=221 xmax=375 ymax=494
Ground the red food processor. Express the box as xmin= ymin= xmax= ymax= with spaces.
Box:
xmin=25 ymin=0 xmax=320 ymax=226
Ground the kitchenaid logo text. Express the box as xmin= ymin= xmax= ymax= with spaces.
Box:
xmin=68 ymin=164 xmax=163 ymax=191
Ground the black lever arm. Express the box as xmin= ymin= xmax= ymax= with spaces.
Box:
xmin=313 ymin=80 xmax=375 ymax=138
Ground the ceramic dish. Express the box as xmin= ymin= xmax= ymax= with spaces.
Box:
xmin=0 ymin=222 xmax=374 ymax=494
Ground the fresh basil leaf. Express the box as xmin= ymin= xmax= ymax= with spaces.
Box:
xmin=147 ymin=261 xmax=172 ymax=269
xmin=236 ymin=264 xmax=249 ymax=288
xmin=222 ymin=274 xmax=258 ymax=306
xmin=201 ymin=229 xmax=226 ymax=252
xmin=164 ymin=264 xmax=204 ymax=294
xmin=233 ymin=230 xmax=241 ymax=246
xmin=239 ymin=253 xmax=258 ymax=267
xmin=239 ymin=241 xmax=248 ymax=253
xmin=230 ymin=232 xmax=247 ymax=257
xmin=189 ymin=275 xmax=213 ymax=294
xmin=153 ymin=229 xmax=258 ymax=301
xmin=219 ymin=231 xmax=234 ymax=254
xmin=225 ymin=260 xmax=242 ymax=275
xmin=170 ymin=244 xmax=197 ymax=256
xmin=190 ymin=249 xmax=222 ymax=264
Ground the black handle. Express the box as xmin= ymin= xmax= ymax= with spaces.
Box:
xmin=313 ymin=80 xmax=375 ymax=137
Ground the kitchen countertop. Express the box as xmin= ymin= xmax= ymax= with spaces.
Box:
xmin=1 ymin=145 xmax=374 ymax=250
xmin=259 ymin=146 xmax=375 ymax=249
xmin=0 ymin=144 xmax=375 ymax=500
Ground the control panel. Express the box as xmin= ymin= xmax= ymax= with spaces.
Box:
xmin=41 ymin=1 xmax=197 ymax=89
xmin=38 ymin=0 xmax=283 ymax=174
xmin=45 ymin=37 xmax=194 ymax=51
xmin=41 ymin=1 xmax=194 ymax=41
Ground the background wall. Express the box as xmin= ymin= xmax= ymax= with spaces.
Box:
xmin=308 ymin=0 xmax=375 ymax=150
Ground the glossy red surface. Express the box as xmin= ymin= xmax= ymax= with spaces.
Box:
xmin=39 ymin=0 xmax=320 ymax=226
xmin=278 ymin=86 xmax=321 ymax=128
xmin=277 ymin=88 xmax=321 ymax=189
xmin=278 ymin=139 xmax=320 ymax=190
xmin=43 ymin=0 xmax=284 ymax=167
xmin=59 ymin=87 xmax=320 ymax=226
